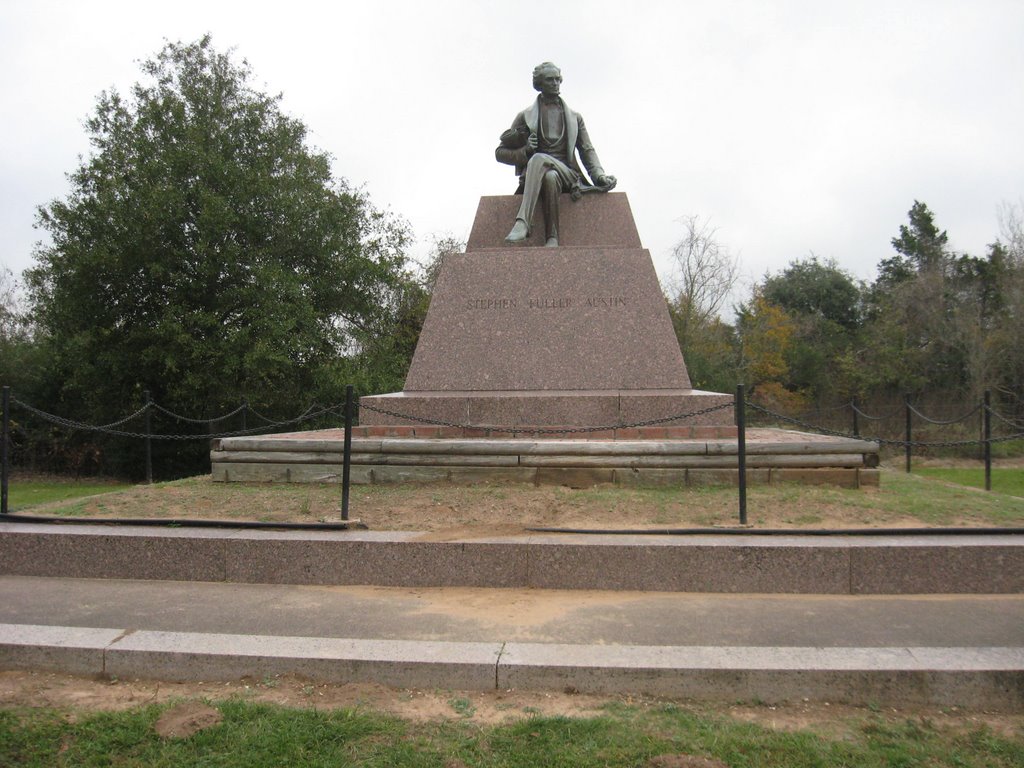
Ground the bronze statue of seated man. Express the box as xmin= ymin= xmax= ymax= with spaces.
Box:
xmin=496 ymin=62 xmax=616 ymax=247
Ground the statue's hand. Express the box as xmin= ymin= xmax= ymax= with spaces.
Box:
xmin=526 ymin=133 xmax=538 ymax=156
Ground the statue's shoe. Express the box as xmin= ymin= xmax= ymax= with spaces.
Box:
xmin=505 ymin=219 xmax=529 ymax=243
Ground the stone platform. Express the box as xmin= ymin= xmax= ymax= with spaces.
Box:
xmin=211 ymin=428 xmax=880 ymax=488
xmin=2 ymin=526 xmax=1020 ymax=707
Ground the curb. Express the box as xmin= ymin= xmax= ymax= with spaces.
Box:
xmin=2 ymin=623 xmax=1021 ymax=710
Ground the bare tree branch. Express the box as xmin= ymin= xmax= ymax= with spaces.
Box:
xmin=665 ymin=215 xmax=740 ymax=341
xmin=997 ymin=199 xmax=1024 ymax=265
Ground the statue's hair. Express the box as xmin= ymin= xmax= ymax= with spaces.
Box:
xmin=532 ymin=62 xmax=561 ymax=91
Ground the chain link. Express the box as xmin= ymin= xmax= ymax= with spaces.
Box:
xmin=245 ymin=405 xmax=291 ymax=426
xmin=907 ymin=402 xmax=982 ymax=426
xmin=358 ymin=400 xmax=736 ymax=434
xmin=851 ymin=403 xmax=907 ymax=421
xmin=94 ymin=403 xmax=153 ymax=429
xmin=150 ymin=401 xmax=248 ymax=425
xmin=793 ymin=401 xmax=856 ymax=419
xmin=989 ymin=408 xmax=1024 ymax=430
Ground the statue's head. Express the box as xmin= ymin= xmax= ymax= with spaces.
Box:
xmin=532 ymin=62 xmax=562 ymax=96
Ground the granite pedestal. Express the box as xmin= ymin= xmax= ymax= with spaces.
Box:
xmin=361 ymin=193 xmax=733 ymax=430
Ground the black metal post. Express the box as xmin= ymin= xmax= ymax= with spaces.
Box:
xmin=341 ymin=385 xmax=353 ymax=521
xmin=736 ymin=384 xmax=747 ymax=526
xmin=241 ymin=399 xmax=248 ymax=433
xmin=984 ymin=390 xmax=992 ymax=492
xmin=2 ymin=386 xmax=10 ymax=516
xmin=904 ymin=393 xmax=912 ymax=474
xmin=852 ymin=398 xmax=860 ymax=438
xmin=144 ymin=390 xmax=153 ymax=484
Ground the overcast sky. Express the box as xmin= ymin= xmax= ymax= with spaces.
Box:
xmin=2 ymin=0 xmax=1022 ymax=299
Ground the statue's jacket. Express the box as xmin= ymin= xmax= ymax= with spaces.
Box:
xmin=496 ymin=96 xmax=607 ymax=193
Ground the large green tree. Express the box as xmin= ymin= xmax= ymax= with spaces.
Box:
xmin=760 ymin=256 xmax=864 ymax=402
xmin=858 ymin=201 xmax=1023 ymax=404
xmin=857 ymin=202 xmax=961 ymax=395
xmin=875 ymin=199 xmax=950 ymax=289
xmin=26 ymin=36 xmax=411 ymax=476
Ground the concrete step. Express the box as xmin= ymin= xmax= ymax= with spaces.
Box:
xmin=1 ymin=523 xmax=1020 ymax=594
xmin=210 ymin=429 xmax=881 ymax=488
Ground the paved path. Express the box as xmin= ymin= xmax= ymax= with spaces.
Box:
xmin=1 ymin=576 xmax=1021 ymax=709
xmin=1 ymin=576 xmax=1022 ymax=647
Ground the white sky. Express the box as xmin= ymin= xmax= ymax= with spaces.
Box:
xmin=2 ymin=0 xmax=1022 ymax=298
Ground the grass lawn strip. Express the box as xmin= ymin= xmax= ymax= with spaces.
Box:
xmin=914 ymin=467 xmax=1024 ymax=497
xmin=0 ymin=696 xmax=1021 ymax=768
xmin=6 ymin=479 xmax=131 ymax=510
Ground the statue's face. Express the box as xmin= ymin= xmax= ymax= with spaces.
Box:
xmin=537 ymin=69 xmax=562 ymax=98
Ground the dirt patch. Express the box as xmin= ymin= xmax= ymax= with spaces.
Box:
xmin=1 ymin=671 xmax=1021 ymax=738
xmin=153 ymin=700 xmax=223 ymax=738
xmin=14 ymin=466 xmax=1024 ymax=532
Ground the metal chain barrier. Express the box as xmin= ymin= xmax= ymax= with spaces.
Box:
xmin=6 ymin=376 xmax=1022 ymax=529
xmin=9 ymin=391 xmax=1020 ymax=448
xmin=10 ymin=397 xmax=342 ymax=441
xmin=357 ymin=400 xmax=736 ymax=434
xmin=748 ymin=403 xmax=870 ymax=441
xmin=748 ymin=401 xmax=1024 ymax=448
xmin=4 ymin=384 xmax=1022 ymax=519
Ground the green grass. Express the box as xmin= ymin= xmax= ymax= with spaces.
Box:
xmin=914 ymin=467 xmax=1024 ymax=497
xmin=5 ymin=479 xmax=132 ymax=511
xmin=0 ymin=699 xmax=1021 ymax=767
xmin=827 ymin=470 xmax=1024 ymax=526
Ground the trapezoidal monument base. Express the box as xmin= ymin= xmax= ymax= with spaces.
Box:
xmin=360 ymin=193 xmax=734 ymax=431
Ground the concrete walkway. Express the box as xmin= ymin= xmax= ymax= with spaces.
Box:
xmin=1 ymin=575 xmax=1021 ymax=709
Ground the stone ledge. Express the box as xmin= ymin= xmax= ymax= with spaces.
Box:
xmin=359 ymin=390 xmax=733 ymax=428
xmin=2 ymin=525 xmax=1020 ymax=594
xmin=466 ymin=193 xmax=642 ymax=250
xmin=228 ymin=425 xmax=741 ymax=442
xmin=497 ymin=643 xmax=1024 ymax=709
xmin=105 ymin=631 xmax=501 ymax=690
xmin=211 ymin=462 xmax=870 ymax=489
xmin=2 ymin=623 xmax=1020 ymax=710
xmin=0 ymin=623 xmax=122 ymax=676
